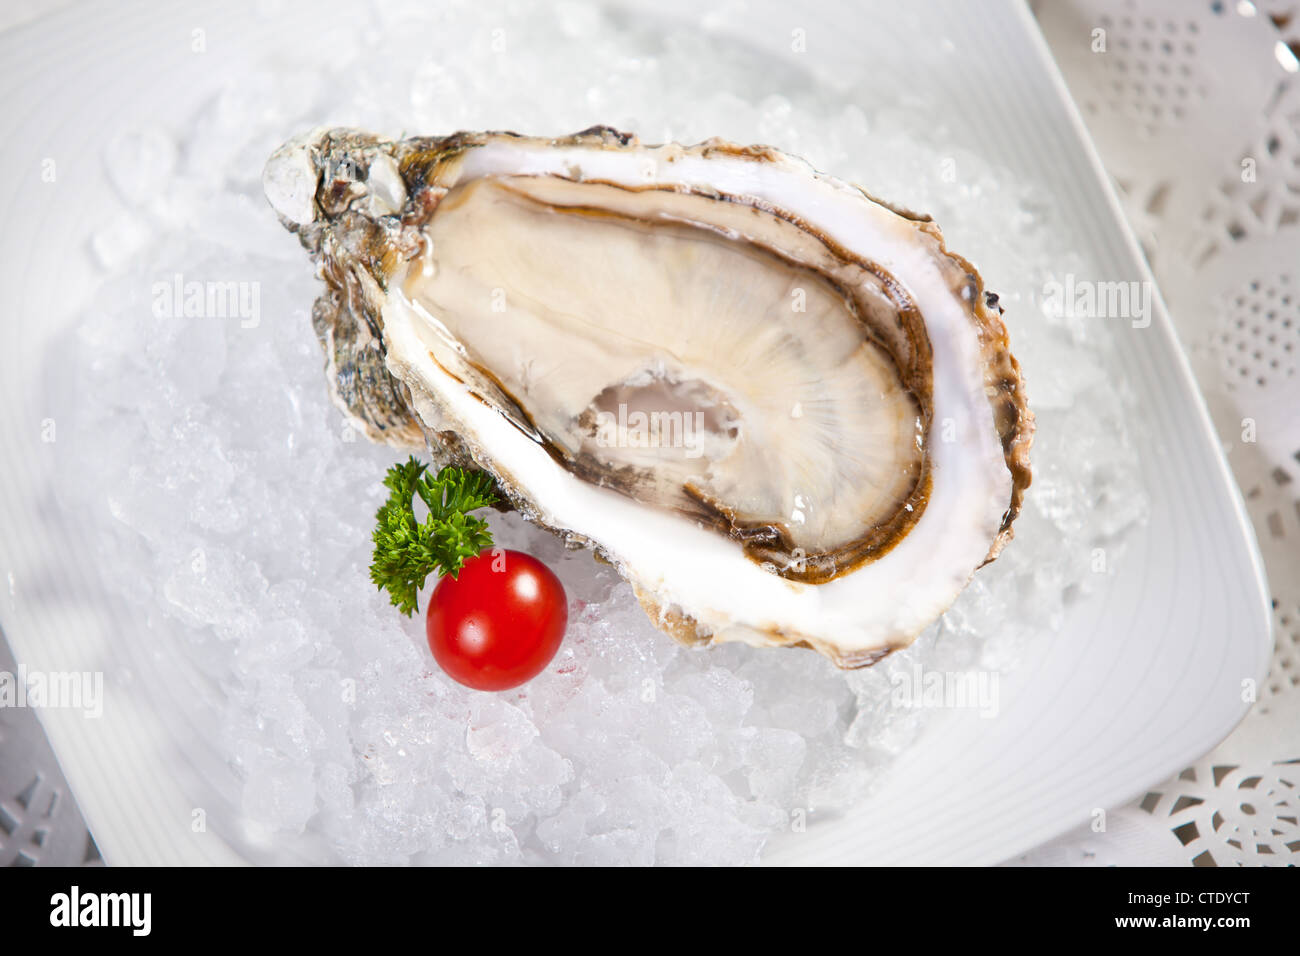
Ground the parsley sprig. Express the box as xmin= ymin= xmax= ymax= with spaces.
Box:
xmin=369 ymin=456 xmax=499 ymax=616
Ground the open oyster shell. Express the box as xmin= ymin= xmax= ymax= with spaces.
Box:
xmin=263 ymin=126 xmax=1033 ymax=667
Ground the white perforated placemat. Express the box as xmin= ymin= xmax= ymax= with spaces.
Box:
xmin=0 ymin=631 xmax=99 ymax=866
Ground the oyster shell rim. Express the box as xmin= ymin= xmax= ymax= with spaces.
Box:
xmin=262 ymin=124 xmax=1036 ymax=668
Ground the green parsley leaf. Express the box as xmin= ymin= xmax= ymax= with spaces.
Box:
xmin=369 ymin=457 xmax=499 ymax=616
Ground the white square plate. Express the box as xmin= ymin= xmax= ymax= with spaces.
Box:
xmin=0 ymin=0 xmax=1272 ymax=865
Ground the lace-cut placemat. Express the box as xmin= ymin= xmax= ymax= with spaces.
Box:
xmin=1017 ymin=0 xmax=1300 ymax=866
xmin=0 ymin=630 xmax=99 ymax=866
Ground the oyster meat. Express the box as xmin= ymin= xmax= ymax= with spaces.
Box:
xmin=263 ymin=126 xmax=1033 ymax=667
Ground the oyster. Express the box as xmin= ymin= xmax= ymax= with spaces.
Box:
xmin=263 ymin=126 xmax=1033 ymax=667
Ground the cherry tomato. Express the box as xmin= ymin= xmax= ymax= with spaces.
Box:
xmin=426 ymin=549 xmax=568 ymax=691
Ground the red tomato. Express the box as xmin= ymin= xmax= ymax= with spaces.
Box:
xmin=426 ymin=549 xmax=568 ymax=691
